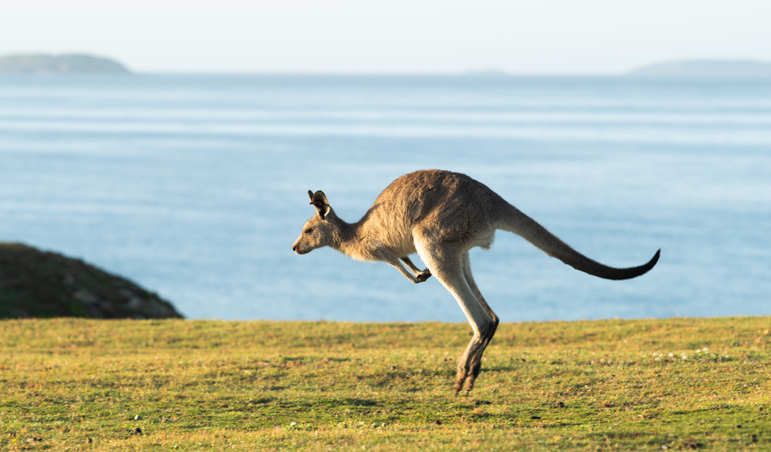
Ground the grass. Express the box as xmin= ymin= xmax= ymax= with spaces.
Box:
xmin=0 ymin=317 xmax=769 ymax=450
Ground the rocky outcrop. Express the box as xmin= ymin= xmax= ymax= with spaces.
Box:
xmin=0 ymin=242 xmax=182 ymax=319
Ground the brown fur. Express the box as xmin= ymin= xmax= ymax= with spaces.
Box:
xmin=293 ymin=169 xmax=660 ymax=392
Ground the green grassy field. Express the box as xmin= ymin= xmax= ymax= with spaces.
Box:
xmin=1 ymin=317 xmax=769 ymax=450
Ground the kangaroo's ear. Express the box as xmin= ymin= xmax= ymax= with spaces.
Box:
xmin=309 ymin=190 xmax=331 ymax=219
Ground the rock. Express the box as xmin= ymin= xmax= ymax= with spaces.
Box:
xmin=0 ymin=242 xmax=183 ymax=319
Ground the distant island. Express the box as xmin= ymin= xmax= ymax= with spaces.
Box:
xmin=628 ymin=59 xmax=771 ymax=78
xmin=0 ymin=53 xmax=131 ymax=75
xmin=463 ymin=69 xmax=510 ymax=77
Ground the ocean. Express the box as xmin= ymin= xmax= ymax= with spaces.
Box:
xmin=1 ymin=74 xmax=769 ymax=322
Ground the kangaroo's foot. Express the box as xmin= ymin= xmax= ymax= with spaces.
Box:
xmin=454 ymin=341 xmax=483 ymax=393
xmin=416 ymin=269 xmax=432 ymax=283
xmin=454 ymin=358 xmax=480 ymax=393
xmin=453 ymin=320 xmax=497 ymax=393
xmin=454 ymin=354 xmax=484 ymax=393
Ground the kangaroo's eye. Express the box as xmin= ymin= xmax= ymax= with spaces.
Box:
xmin=304 ymin=228 xmax=313 ymax=234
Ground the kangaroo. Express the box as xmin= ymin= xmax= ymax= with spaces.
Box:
xmin=292 ymin=169 xmax=660 ymax=392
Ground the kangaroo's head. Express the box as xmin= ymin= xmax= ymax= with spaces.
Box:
xmin=292 ymin=190 xmax=337 ymax=255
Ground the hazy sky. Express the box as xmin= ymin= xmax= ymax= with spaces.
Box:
xmin=2 ymin=0 xmax=770 ymax=74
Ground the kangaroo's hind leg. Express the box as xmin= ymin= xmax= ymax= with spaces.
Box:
xmin=415 ymin=241 xmax=495 ymax=393
xmin=460 ymin=252 xmax=499 ymax=391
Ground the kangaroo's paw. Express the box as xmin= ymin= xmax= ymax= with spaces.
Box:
xmin=416 ymin=269 xmax=432 ymax=283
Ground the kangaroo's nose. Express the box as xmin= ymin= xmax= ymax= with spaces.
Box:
xmin=292 ymin=244 xmax=296 ymax=252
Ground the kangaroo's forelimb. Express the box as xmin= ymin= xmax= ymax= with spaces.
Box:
xmin=377 ymin=249 xmax=432 ymax=284
xmin=401 ymin=257 xmax=432 ymax=282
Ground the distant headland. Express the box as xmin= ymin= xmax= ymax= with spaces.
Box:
xmin=627 ymin=59 xmax=771 ymax=78
xmin=0 ymin=53 xmax=131 ymax=75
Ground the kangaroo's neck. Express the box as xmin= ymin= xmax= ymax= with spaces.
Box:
xmin=328 ymin=216 xmax=357 ymax=252
xmin=329 ymin=216 xmax=372 ymax=261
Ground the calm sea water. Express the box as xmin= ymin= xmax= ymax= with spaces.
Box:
xmin=1 ymin=75 xmax=769 ymax=322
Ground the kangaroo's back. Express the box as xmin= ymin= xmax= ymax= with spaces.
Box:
xmin=359 ymin=170 xmax=504 ymax=251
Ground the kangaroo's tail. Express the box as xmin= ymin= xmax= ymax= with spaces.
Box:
xmin=496 ymin=202 xmax=660 ymax=280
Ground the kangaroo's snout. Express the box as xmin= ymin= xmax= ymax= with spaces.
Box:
xmin=291 ymin=238 xmax=307 ymax=255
